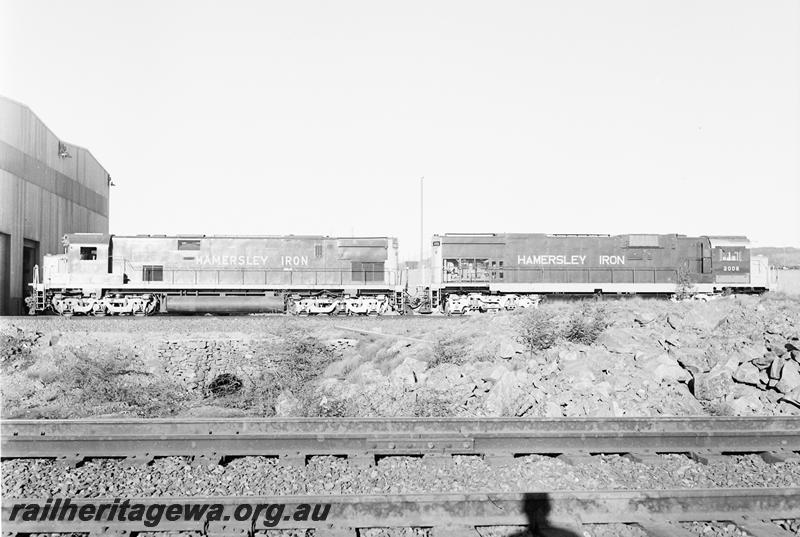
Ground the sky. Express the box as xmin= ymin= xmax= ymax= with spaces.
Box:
xmin=1 ymin=0 xmax=798 ymax=258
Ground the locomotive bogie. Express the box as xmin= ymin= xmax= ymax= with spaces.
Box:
xmin=444 ymin=292 xmax=540 ymax=314
xmin=290 ymin=294 xmax=389 ymax=316
xmin=50 ymin=293 xmax=158 ymax=316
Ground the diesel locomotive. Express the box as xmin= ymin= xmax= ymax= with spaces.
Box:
xmin=27 ymin=232 xmax=771 ymax=315
xmin=28 ymin=234 xmax=404 ymax=316
xmin=428 ymin=233 xmax=771 ymax=314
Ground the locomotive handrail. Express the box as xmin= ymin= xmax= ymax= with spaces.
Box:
xmin=440 ymin=265 xmax=694 ymax=285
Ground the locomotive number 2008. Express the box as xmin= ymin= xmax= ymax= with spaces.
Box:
xmin=722 ymin=265 xmax=741 ymax=272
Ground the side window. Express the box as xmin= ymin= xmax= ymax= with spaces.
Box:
xmin=143 ymin=265 xmax=163 ymax=282
xmin=178 ymin=240 xmax=201 ymax=251
xmin=351 ymin=262 xmax=364 ymax=281
xmin=366 ymin=262 xmax=384 ymax=282
xmin=351 ymin=262 xmax=385 ymax=282
xmin=315 ymin=244 xmax=323 ymax=258
xmin=80 ymin=247 xmax=97 ymax=261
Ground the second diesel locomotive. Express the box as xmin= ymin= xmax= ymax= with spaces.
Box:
xmin=428 ymin=233 xmax=771 ymax=313
xmin=27 ymin=231 xmax=772 ymax=315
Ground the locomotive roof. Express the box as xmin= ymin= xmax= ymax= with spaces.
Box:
xmin=435 ymin=233 xmax=750 ymax=240
xmin=110 ymin=234 xmax=396 ymax=240
xmin=64 ymin=233 xmax=111 ymax=244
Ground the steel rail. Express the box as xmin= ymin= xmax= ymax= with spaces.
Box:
xmin=2 ymin=488 xmax=798 ymax=536
xmin=2 ymin=417 xmax=799 ymax=464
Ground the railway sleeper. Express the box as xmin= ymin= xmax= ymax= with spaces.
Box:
xmin=735 ymin=518 xmax=797 ymax=537
xmin=636 ymin=520 xmax=698 ymax=537
xmin=192 ymin=452 xmax=222 ymax=467
xmin=120 ymin=453 xmax=154 ymax=467
xmin=556 ymin=452 xmax=600 ymax=466
xmin=760 ymin=450 xmax=800 ymax=464
xmin=689 ymin=450 xmax=731 ymax=465
xmin=623 ymin=452 xmax=674 ymax=466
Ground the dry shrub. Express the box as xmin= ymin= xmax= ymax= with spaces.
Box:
xmin=0 ymin=327 xmax=41 ymax=371
xmin=429 ymin=332 xmax=468 ymax=368
xmin=4 ymin=347 xmax=189 ymax=418
xmin=514 ymin=308 xmax=560 ymax=355
xmin=514 ymin=302 xmax=610 ymax=354
xmin=675 ymin=265 xmax=695 ymax=300
xmin=561 ymin=303 xmax=610 ymax=345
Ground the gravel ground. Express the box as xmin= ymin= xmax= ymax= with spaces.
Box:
xmin=579 ymin=526 xmax=647 ymax=537
xmin=679 ymin=522 xmax=752 ymax=537
xmin=22 ymin=522 xmax=800 ymax=537
xmin=4 ymin=454 xmax=799 ymax=498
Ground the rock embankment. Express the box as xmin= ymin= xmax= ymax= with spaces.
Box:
xmin=1 ymin=294 xmax=798 ymax=417
xmin=311 ymin=296 xmax=800 ymax=417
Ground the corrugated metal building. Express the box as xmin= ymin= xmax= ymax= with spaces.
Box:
xmin=0 ymin=95 xmax=110 ymax=315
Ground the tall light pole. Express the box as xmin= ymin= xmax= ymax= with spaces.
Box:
xmin=420 ymin=176 xmax=424 ymax=288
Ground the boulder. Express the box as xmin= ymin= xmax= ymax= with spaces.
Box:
xmin=594 ymin=327 xmax=640 ymax=355
xmin=781 ymin=386 xmax=800 ymax=408
xmin=737 ymin=343 xmax=768 ymax=364
xmin=679 ymin=306 xmax=728 ymax=331
xmin=732 ymin=362 xmax=762 ymax=386
xmin=776 ymin=361 xmax=800 ymax=394
xmin=769 ymin=357 xmax=785 ymax=380
xmin=693 ymin=364 xmax=736 ymax=401
xmin=765 ymin=334 xmax=788 ymax=353
xmin=557 ymin=349 xmax=582 ymax=362
xmin=389 ymin=357 xmax=428 ymax=385
xmin=483 ymin=369 xmax=530 ymax=417
xmin=350 ymin=363 xmax=386 ymax=385
xmin=559 ymin=358 xmax=596 ymax=391
xmin=664 ymin=383 xmax=706 ymax=415
xmin=497 ymin=341 xmax=522 ymax=359
xmin=593 ymin=381 xmax=612 ymax=398
xmin=633 ymin=312 xmax=658 ymax=326
xmin=543 ymin=401 xmax=563 ymax=417
xmin=670 ymin=347 xmax=711 ymax=374
xmin=274 ymin=391 xmax=303 ymax=417
xmin=486 ymin=364 xmax=511 ymax=383
xmin=727 ymin=386 xmax=766 ymax=415
xmin=752 ymin=352 xmax=777 ymax=371
xmin=661 ymin=331 xmax=700 ymax=350
xmin=48 ymin=332 xmax=62 ymax=347
xmin=666 ymin=314 xmax=683 ymax=330
xmin=637 ymin=354 xmax=691 ymax=383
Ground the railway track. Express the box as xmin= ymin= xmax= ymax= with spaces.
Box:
xmin=3 ymin=417 xmax=799 ymax=536
xmin=3 ymin=417 xmax=800 ymax=466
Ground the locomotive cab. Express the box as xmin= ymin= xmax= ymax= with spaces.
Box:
xmin=708 ymin=237 xmax=751 ymax=287
xmin=65 ymin=234 xmax=111 ymax=277
xmin=42 ymin=233 xmax=121 ymax=291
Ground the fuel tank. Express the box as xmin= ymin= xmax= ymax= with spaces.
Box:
xmin=162 ymin=295 xmax=285 ymax=314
